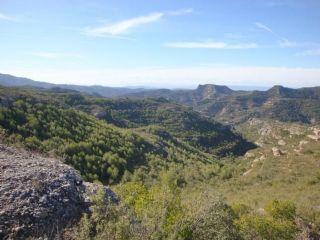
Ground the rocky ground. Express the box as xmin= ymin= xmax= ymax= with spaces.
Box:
xmin=0 ymin=143 xmax=116 ymax=239
xmin=239 ymin=119 xmax=320 ymax=175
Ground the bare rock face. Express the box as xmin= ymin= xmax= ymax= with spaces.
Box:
xmin=0 ymin=144 xmax=116 ymax=239
xmin=272 ymin=147 xmax=283 ymax=157
xmin=244 ymin=151 xmax=255 ymax=159
xmin=307 ymin=127 xmax=320 ymax=141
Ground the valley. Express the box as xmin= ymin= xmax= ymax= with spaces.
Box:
xmin=0 ymin=75 xmax=319 ymax=239
xmin=2 ymin=1 xmax=319 ymax=239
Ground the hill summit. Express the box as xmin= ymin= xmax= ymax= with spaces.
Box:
xmin=196 ymin=84 xmax=233 ymax=97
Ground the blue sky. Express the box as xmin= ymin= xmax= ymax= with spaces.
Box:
xmin=0 ymin=0 xmax=320 ymax=88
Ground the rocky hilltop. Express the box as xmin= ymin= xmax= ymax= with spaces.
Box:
xmin=0 ymin=143 xmax=116 ymax=239
xmin=1 ymin=73 xmax=319 ymax=124
xmin=122 ymin=84 xmax=320 ymax=124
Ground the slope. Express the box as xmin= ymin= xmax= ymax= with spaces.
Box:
xmin=125 ymin=84 xmax=320 ymax=124
xmin=0 ymin=73 xmax=146 ymax=98
xmin=0 ymin=86 xmax=254 ymax=184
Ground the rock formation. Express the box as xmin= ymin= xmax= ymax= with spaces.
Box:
xmin=0 ymin=143 xmax=116 ymax=239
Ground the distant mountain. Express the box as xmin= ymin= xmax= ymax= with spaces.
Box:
xmin=0 ymin=73 xmax=146 ymax=98
xmin=125 ymin=84 xmax=320 ymax=124
xmin=123 ymin=84 xmax=234 ymax=105
xmin=1 ymin=73 xmax=319 ymax=124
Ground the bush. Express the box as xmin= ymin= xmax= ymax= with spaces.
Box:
xmin=173 ymin=198 xmax=240 ymax=240
xmin=236 ymin=214 xmax=298 ymax=240
xmin=24 ymin=136 xmax=42 ymax=150
xmin=265 ymin=200 xmax=296 ymax=221
xmin=75 ymin=189 xmax=147 ymax=240
xmin=235 ymin=200 xmax=299 ymax=240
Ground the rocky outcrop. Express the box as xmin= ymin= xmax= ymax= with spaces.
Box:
xmin=278 ymin=140 xmax=286 ymax=146
xmin=244 ymin=151 xmax=255 ymax=159
xmin=272 ymin=147 xmax=284 ymax=157
xmin=0 ymin=144 xmax=116 ymax=239
xmin=307 ymin=127 xmax=320 ymax=141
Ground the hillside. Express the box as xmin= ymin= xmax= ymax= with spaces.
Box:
xmin=2 ymin=73 xmax=319 ymax=125
xmin=125 ymin=84 xmax=320 ymax=124
xmin=68 ymin=96 xmax=254 ymax=156
xmin=0 ymin=86 xmax=255 ymax=185
xmin=1 ymin=81 xmax=320 ymax=239
xmin=122 ymin=84 xmax=234 ymax=105
xmin=0 ymin=73 xmax=146 ymax=98
xmin=215 ymin=118 xmax=320 ymax=225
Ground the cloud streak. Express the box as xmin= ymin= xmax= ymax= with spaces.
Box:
xmin=85 ymin=9 xmax=193 ymax=37
xmin=0 ymin=13 xmax=17 ymax=22
xmin=165 ymin=41 xmax=258 ymax=49
xmin=255 ymin=22 xmax=291 ymax=45
xmin=31 ymin=52 xmax=82 ymax=59
xmin=255 ymin=22 xmax=320 ymax=50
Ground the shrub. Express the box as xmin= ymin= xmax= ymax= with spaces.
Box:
xmin=235 ymin=200 xmax=299 ymax=240
xmin=24 ymin=136 xmax=42 ymax=150
xmin=174 ymin=198 xmax=240 ymax=240
xmin=265 ymin=200 xmax=296 ymax=221
xmin=75 ymin=189 xmax=147 ymax=240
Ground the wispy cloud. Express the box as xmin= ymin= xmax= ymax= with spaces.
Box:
xmin=31 ymin=52 xmax=82 ymax=59
xmin=255 ymin=22 xmax=320 ymax=50
xmin=165 ymin=41 xmax=258 ymax=49
xmin=0 ymin=13 xmax=18 ymax=22
xmin=85 ymin=9 xmax=193 ymax=37
xmin=296 ymin=49 xmax=320 ymax=56
xmin=255 ymin=22 xmax=291 ymax=45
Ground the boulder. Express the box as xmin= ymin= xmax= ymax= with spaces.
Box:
xmin=272 ymin=147 xmax=283 ymax=157
xmin=244 ymin=151 xmax=255 ymax=158
xmin=0 ymin=144 xmax=116 ymax=239
xmin=278 ymin=139 xmax=286 ymax=146
xmin=307 ymin=135 xmax=320 ymax=141
xmin=299 ymin=140 xmax=309 ymax=147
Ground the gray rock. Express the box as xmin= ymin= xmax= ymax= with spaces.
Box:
xmin=0 ymin=143 xmax=116 ymax=239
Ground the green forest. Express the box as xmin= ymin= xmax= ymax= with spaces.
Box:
xmin=0 ymin=86 xmax=319 ymax=239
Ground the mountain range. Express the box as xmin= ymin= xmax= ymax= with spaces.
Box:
xmin=1 ymin=73 xmax=319 ymax=124
xmin=1 ymin=73 xmax=320 ymax=239
xmin=0 ymin=73 xmax=145 ymax=97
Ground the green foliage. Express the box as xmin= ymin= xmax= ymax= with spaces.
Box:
xmin=0 ymin=87 xmax=230 ymax=185
xmin=235 ymin=200 xmax=299 ymax=240
xmin=75 ymin=189 xmax=147 ymax=240
xmin=114 ymin=179 xmax=242 ymax=240
xmin=116 ymin=180 xmax=184 ymax=239
xmin=265 ymin=200 xmax=296 ymax=221
xmin=173 ymin=198 xmax=240 ymax=240
xmin=0 ymin=95 xmax=152 ymax=184
xmin=236 ymin=214 xmax=298 ymax=240
xmin=220 ymin=165 xmax=234 ymax=180
xmin=88 ymin=98 xmax=255 ymax=156
xmin=1 ymin=86 xmax=319 ymax=239
xmin=232 ymin=203 xmax=252 ymax=218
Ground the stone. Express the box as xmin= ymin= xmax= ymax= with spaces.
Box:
xmin=299 ymin=140 xmax=309 ymax=147
xmin=272 ymin=147 xmax=283 ymax=157
xmin=307 ymin=135 xmax=320 ymax=141
xmin=242 ymin=169 xmax=253 ymax=176
xmin=278 ymin=140 xmax=286 ymax=146
xmin=0 ymin=143 xmax=116 ymax=239
xmin=244 ymin=152 xmax=255 ymax=158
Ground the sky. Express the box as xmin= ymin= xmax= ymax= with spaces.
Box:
xmin=0 ymin=0 xmax=320 ymax=88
